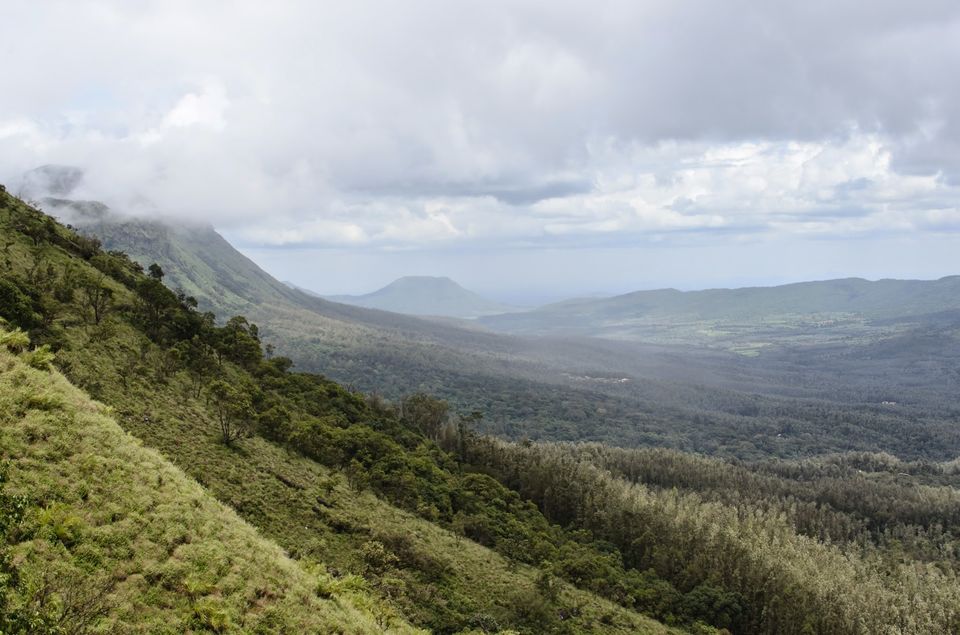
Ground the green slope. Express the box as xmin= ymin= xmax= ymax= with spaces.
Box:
xmin=0 ymin=330 xmax=419 ymax=634
xmin=2 ymin=186 xmax=680 ymax=633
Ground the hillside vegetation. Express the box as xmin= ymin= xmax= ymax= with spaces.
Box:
xmin=5 ymin=185 xmax=960 ymax=633
xmin=2 ymin=187 xmax=678 ymax=632
xmin=0 ymin=328 xmax=418 ymax=634
xmin=464 ymin=438 xmax=960 ymax=633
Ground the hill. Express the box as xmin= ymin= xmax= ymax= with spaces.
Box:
xmin=17 ymin=164 xmax=85 ymax=200
xmin=480 ymin=276 xmax=960 ymax=348
xmin=0 ymin=328 xmax=417 ymax=634
xmin=44 ymin=199 xmax=308 ymax=315
xmin=1 ymin=184 xmax=680 ymax=633
xmin=4 ymin=183 xmax=960 ymax=633
xmin=38 ymin=192 xmax=960 ymax=463
xmin=326 ymin=276 xmax=518 ymax=318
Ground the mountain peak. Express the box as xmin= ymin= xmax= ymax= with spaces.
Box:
xmin=328 ymin=276 xmax=515 ymax=318
xmin=20 ymin=164 xmax=84 ymax=198
xmin=386 ymin=275 xmax=461 ymax=288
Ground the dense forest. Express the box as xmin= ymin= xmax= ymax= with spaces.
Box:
xmin=3 ymin=185 xmax=960 ymax=634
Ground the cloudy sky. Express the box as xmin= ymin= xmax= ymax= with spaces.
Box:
xmin=2 ymin=1 xmax=960 ymax=302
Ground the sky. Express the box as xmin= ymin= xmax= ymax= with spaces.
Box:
xmin=2 ymin=1 xmax=960 ymax=302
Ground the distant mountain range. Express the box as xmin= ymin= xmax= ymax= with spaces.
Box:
xmin=21 ymin=178 xmax=960 ymax=634
xmin=317 ymin=276 xmax=519 ymax=319
xmin=22 ymin=166 xmax=960 ymax=461
xmin=480 ymin=277 xmax=960 ymax=340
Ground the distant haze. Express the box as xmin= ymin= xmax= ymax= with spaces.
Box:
xmin=3 ymin=2 xmax=960 ymax=297
xmin=323 ymin=276 xmax=518 ymax=318
xmin=238 ymin=238 xmax=960 ymax=306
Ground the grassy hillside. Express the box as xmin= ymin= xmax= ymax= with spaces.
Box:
xmin=2 ymin=186 xmax=680 ymax=633
xmin=0 ymin=329 xmax=418 ymax=634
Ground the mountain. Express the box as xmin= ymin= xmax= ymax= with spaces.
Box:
xmin=1 ymin=183 xmax=679 ymax=634
xmin=326 ymin=276 xmax=518 ymax=318
xmin=480 ymin=277 xmax=960 ymax=346
xmin=17 ymin=164 xmax=84 ymax=199
xmin=33 ymin=190 xmax=960 ymax=464
xmin=5 ymin=183 xmax=960 ymax=633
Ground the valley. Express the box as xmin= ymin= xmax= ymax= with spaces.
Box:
xmin=6 ymin=5 xmax=960 ymax=633
xmin=3 ymin=186 xmax=960 ymax=633
xmin=48 ymin=195 xmax=960 ymax=461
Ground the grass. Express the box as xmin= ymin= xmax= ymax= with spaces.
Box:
xmin=0 ymin=334 xmax=421 ymax=634
xmin=53 ymin=322 xmax=677 ymax=634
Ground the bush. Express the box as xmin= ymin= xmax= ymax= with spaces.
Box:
xmin=0 ymin=329 xmax=30 ymax=353
xmin=22 ymin=345 xmax=55 ymax=371
xmin=36 ymin=503 xmax=85 ymax=547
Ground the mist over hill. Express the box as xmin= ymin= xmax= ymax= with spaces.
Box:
xmin=17 ymin=164 xmax=85 ymax=199
xmin=324 ymin=276 xmax=520 ymax=318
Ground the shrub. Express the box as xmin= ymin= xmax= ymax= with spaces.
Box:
xmin=22 ymin=345 xmax=55 ymax=371
xmin=0 ymin=329 xmax=30 ymax=353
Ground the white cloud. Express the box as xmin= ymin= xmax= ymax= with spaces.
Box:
xmin=1 ymin=0 xmax=959 ymax=291
xmin=163 ymin=84 xmax=227 ymax=129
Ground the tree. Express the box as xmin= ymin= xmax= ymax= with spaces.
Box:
xmin=213 ymin=316 xmax=263 ymax=369
xmin=147 ymin=263 xmax=164 ymax=280
xmin=256 ymin=403 xmax=292 ymax=439
xmin=207 ymin=380 xmax=254 ymax=445
xmin=0 ymin=279 xmax=40 ymax=331
xmin=134 ymin=275 xmax=176 ymax=339
xmin=400 ymin=393 xmax=449 ymax=441
xmin=176 ymin=337 xmax=218 ymax=397
xmin=76 ymin=273 xmax=113 ymax=325
xmin=11 ymin=210 xmax=55 ymax=247
xmin=456 ymin=410 xmax=482 ymax=460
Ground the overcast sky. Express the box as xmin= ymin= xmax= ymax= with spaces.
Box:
xmin=2 ymin=1 xmax=960 ymax=301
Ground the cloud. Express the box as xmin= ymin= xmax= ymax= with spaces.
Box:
xmin=1 ymin=0 xmax=960 ymax=259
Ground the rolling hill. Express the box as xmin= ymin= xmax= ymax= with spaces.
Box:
xmin=480 ymin=276 xmax=960 ymax=346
